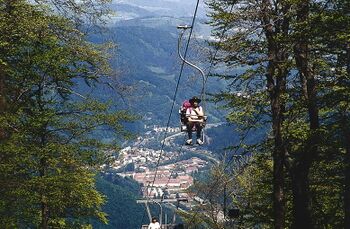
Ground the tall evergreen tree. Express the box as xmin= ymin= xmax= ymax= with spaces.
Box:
xmin=289 ymin=1 xmax=317 ymax=227
xmin=207 ymin=0 xmax=349 ymax=228
xmin=311 ymin=1 xmax=350 ymax=227
xmin=207 ymin=1 xmax=292 ymax=227
xmin=0 ymin=1 xmax=134 ymax=228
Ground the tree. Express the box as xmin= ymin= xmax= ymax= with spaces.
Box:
xmin=288 ymin=1 xmax=317 ymax=227
xmin=206 ymin=0 xmax=349 ymax=228
xmin=309 ymin=1 xmax=350 ymax=227
xmin=207 ymin=0 xmax=292 ymax=227
xmin=180 ymin=162 xmax=230 ymax=229
xmin=233 ymin=153 xmax=275 ymax=228
xmin=0 ymin=1 xmax=135 ymax=227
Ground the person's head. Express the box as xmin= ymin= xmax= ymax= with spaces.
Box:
xmin=152 ymin=217 xmax=158 ymax=223
xmin=182 ymin=100 xmax=191 ymax=109
xmin=189 ymin=96 xmax=201 ymax=107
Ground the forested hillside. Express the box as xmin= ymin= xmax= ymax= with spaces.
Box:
xmin=182 ymin=1 xmax=350 ymax=229
xmin=1 ymin=0 xmax=349 ymax=229
xmin=92 ymin=176 xmax=146 ymax=228
xmin=105 ymin=22 xmax=228 ymax=126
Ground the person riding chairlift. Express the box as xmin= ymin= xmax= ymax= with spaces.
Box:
xmin=186 ymin=96 xmax=204 ymax=145
xmin=148 ymin=217 xmax=160 ymax=229
xmin=180 ymin=100 xmax=192 ymax=128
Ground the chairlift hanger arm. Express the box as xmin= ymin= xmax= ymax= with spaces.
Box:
xmin=177 ymin=27 xmax=207 ymax=110
xmin=177 ymin=29 xmax=205 ymax=86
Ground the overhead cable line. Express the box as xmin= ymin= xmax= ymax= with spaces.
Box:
xmin=146 ymin=0 xmax=201 ymax=204
xmin=140 ymin=1 xmax=239 ymax=227
xmin=161 ymin=2 xmax=237 ymax=221
xmin=139 ymin=1 xmax=201 ymax=226
xmin=147 ymin=0 xmax=201 ymax=195
xmin=183 ymin=3 xmax=251 ymax=225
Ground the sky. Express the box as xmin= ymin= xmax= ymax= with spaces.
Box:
xmin=111 ymin=0 xmax=207 ymax=20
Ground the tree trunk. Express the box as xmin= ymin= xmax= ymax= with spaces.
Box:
xmin=261 ymin=1 xmax=288 ymax=228
xmin=265 ymin=46 xmax=286 ymax=229
xmin=40 ymin=126 xmax=49 ymax=228
xmin=41 ymin=198 xmax=49 ymax=229
xmin=291 ymin=162 xmax=312 ymax=229
xmin=40 ymin=158 xmax=49 ymax=229
xmin=0 ymin=65 xmax=6 ymax=140
xmin=40 ymin=151 xmax=49 ymax=229
xmin=271 ymin=94 xmax=285 ymax=229
xmin=265 ymin=30 xmax=286 ymax=229
xmin=345 ymin=130 xmax=350 ymax=228
xmin=292 ymin=1 xmax=318 ymax=228
xmin=344 ymin=44 xmax=350 ymax=229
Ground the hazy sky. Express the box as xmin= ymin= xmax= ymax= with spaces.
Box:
xmin=112 ymin=0 xmax=207 ymax=18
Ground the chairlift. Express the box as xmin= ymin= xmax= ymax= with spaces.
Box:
xmin=137 ymin=197 xmax=189 ymax=229
xmin=179 ymin=106 xmax=207 ymax=133
xmin=177 ymin=25 xmax=208 ymax=144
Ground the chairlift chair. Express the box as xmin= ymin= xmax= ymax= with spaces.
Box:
xmin=179 ymin=109 xmax=207 ymax=132
xmin=177 ymin=24 xmax=208 ymax=143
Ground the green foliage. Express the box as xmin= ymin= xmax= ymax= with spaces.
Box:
xmin=92 ymin=176 xmax=146 ymax=229
xmin=234 ymin=154 xmax=274 ymax=228
xmin=181 ymin=163 xmax=230 ymax=229
xmin=0 ymin=0 xmax=136 ymax=228
xmin=309 ymin=149 xmax=344 ymax=228
xmin=193 ymin=0 xmax=350 ymax=228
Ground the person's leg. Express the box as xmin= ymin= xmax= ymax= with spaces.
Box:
xmin=186 ymin=122 xmax=193 ymax=144
xmin=181 ymin=111 xmax=187 ymax=124
xmin=196 ymin=123 xmax=202 ymax=138
xmin=181 ymin=113 xmax=187 ymax=131
xmin=195 ymin=123 xmax=203 ymax=144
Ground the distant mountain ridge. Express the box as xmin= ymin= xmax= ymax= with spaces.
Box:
xmin=108 ymin=24 xmax=226 ymax=126
xmin=82 ymin=11 xmax=222 ymax=128
xmin=110 ymin=0 xmax=207 ymax=21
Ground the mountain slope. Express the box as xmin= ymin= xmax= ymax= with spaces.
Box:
xmin=106 ymin=23 xmax=228 ymax=126
xmin=92 ymin=176 xmax=146 ymax=229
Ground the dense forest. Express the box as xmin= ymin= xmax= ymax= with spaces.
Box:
xmin=0 ymin=0 xmax=136 ymax=228
xmin=1 ymin=0 xmax=349 ymax=229
xmin=182 ymin=0 xmax=350 ymax=229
